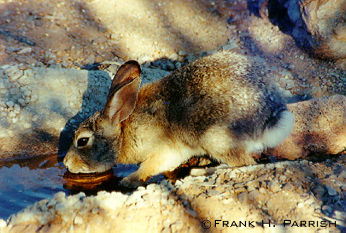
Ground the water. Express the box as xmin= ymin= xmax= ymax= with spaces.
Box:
xmin=0 ymin=154 xmax=217 ymax=220
xmin=0 ymin=155 xmax=65 ymax=220
xmin=0 ymin=155 xmax=138 ymax=220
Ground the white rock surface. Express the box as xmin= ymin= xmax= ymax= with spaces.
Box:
xmin=0 ymin=65 xmax=105 ymax=157
xmin=0 ymin=64 xmax=170 ymax=158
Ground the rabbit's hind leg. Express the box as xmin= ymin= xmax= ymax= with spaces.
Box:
xmin=214 ymin=146 xmax=257 ymax=167
xmin=199 ymin=124 xmax=257 ymax=167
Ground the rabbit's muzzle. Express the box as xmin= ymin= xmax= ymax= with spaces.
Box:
xmin=63 ymin=146 xmax=114 ymax=174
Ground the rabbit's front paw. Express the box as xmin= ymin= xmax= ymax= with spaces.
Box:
xmin=120 ymin=173 xmax=144 ymax=188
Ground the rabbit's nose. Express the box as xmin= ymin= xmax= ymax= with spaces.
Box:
xmin=64 ymin=151 xmax=100 ymax=174
xmin=63 ymin=153 xmax=87 ymax=173
xmin=63 ymin=154 xmax=73 ymax=171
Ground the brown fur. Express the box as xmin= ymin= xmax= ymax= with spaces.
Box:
xmin=63 ymin=51 xmax=293 ymax=188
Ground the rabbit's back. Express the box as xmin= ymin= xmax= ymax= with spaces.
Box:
xmin=159 ymin=51 xmax=286 ymax=140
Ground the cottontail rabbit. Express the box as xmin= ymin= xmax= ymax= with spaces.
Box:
xmin=63 ymin=51 xmax=294 ymax=188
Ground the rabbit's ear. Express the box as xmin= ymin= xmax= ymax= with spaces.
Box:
xmin=102 ymin=60 xmax=141 ymax=123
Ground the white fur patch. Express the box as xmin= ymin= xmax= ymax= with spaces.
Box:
xmin=200 ymin=125 xmax=236 ymax=155
xmin=246 ymin=110 xmax=294 ymax=153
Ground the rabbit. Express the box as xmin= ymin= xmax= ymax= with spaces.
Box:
xmin=63 ymin=51 xmax=294 ymax=188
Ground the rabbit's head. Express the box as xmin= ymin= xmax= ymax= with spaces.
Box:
xmin=63 ymin=61 xmax=141 ymax=173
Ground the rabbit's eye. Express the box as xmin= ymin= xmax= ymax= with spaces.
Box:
xmin=77 ymin=137 xmax=89 ymax=147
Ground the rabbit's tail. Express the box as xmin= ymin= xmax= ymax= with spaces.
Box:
xmin=245 ymin=110 xmax=294 ymax=154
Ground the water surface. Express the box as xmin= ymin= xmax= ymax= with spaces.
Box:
xmin=0 ymin=155 xmax=137 ymax=220
xmin=0 ymin=155 xmax=65 ymax=219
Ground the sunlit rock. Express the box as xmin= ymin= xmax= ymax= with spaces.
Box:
xmin=268 ymin=95 xmax=346 ymax=159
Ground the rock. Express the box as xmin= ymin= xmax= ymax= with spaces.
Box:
xmin=265 ymin=0 xmax=345 ymax=61
xmin=246 ymin=180 xmax=259 ymax=191
xmin=74 ymin=215 xmax=83 ymax=225
xmin=0 ymin=65 xmax=169 ymax=158
xmin=141 ymin=67 xmax=171 ymax=84
xmin=1 ymin=157 xmax=344 ymax=233
xmin=268 ymin=181 xmax=281 ymax=193
xmin=219 ymin=39 xmax=237 ymax=51
xmin=283 ymin=183 xmax=294 ymax=191
xmin=190 ymin=168 xmax=207 ymax=176
xmin=165 ymin=60 xmax=175 ymax=71
xmin=1 ymin=189 xmax=202 ymax=233
xmin=322 ymin=205 xmax=333 ymax=215
xmin=6 ymin=68 xmax=23 ymax=82
xmin=325 ymin=185 xmax=338 ymax=196
xmin=237 ymin=192 xmax=248 ymax=203
xmin=6 ymin=101 xmax=14 ymax=108
xmin=178 ymin=50 xmax=187 ymax=56
xmin=333 ymin=210 xmax=345 ymax=221
xmin=185 ymin=54 xmax=196 ymax=62
xmin=0 ymin=219 xmax=6 ymax=229
xmin=267 ymin=95 xmax=346 ymax=160
xmin=85 ymin=55 xmax=95 ymax=64
xmin=17 ymin=47 xmax=33 ymax=55
xmin=174 ymin=62 xmax=182 ymax=69
xmin=5 ymin=47 xmax=21 ymax=53
xmin=298 ymin=0 xmax=346 ymax=60
xmin=8 ymin=111 xmax=16 ymax=119
xmin=248 ymin=190 xmax=260 ymax=201
xmin=0 ymin=67 xmax=110 ymax=158
xmin=285 ymin=79 xmax=295 ymax=89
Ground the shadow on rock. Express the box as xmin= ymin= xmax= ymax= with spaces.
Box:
xmin=247 ymin=0 xmax=346 ymax=60
xmin=58 ymin=70 xmax=112 ymax=161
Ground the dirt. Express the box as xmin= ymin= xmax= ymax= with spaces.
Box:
xmin=0 ymin=0 xmax=344 ymax=102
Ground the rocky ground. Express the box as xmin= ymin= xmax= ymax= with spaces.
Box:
xmin=0 ymin=0 xmax=345 ymax=232
xmin=1 ymin=156 xmax=345 ymax=233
